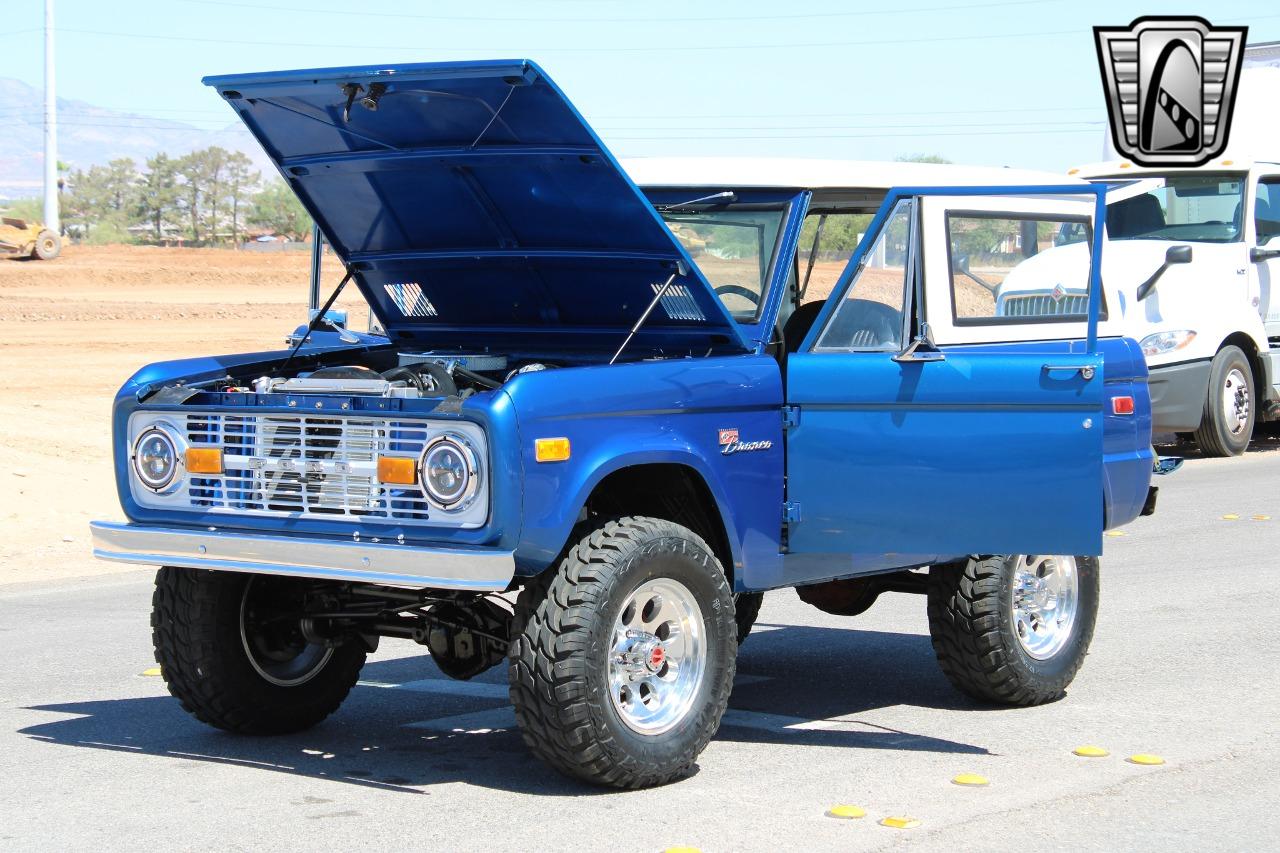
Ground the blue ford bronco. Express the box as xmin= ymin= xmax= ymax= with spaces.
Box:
xmin=91 ymin=60 xmax=1162 ymax=788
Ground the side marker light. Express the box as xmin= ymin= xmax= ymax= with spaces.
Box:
xmin=377 ymin=456 xmax=417 ymax=485
xmin=535 ymin=437 xmax=571 ymax=462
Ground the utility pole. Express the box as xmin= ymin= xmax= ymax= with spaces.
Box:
xmin=43 ymin=0 xmax=59 ymax=233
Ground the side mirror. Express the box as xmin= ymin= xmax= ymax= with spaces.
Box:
xmin=1250 ymin=234 xmax=1280 ymax=263
xmin=1136 ymin=245 xmax=1193 ymax=301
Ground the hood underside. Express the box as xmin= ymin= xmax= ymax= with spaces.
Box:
xmin=204 ymin=60 xmax=748 ymax=354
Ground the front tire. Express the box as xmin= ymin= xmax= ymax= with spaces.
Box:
xmin=152 ymin=567 xmax=366 ymax=734
xmin=31 ymin=230 xmax=60 ymax=260
xmin=1194 ymin=345 xmax=1254 ymax=457
xmin=508 ymin=517 xmax=737 ymax=788
xmin=927 ymin=555 xmax=1098 ymax=706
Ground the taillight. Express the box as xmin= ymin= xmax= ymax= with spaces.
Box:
xmin=1111 ymin=396 xmax=1135 ymax=415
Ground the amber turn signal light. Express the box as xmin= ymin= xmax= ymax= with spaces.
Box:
xmin=184 ymin=447 xmax=223 ymax=474
xmin=535 ymin=437 xmax=571 ymax=463
xmin=377 ymin=456 xmax=417 ymax=485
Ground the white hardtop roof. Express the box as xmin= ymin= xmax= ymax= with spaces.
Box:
xmin=1070 ymin=159 xmax=1278 ymax=179
xmin=622 ymin=157 xmax=1084 ymax=191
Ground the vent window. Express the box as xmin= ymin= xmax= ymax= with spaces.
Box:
xmin=383 ymin=282 xmax=438 ymax=317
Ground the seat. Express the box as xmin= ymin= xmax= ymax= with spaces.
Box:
xmin=783 ymin=298 xmax=902 ymax=353
xmin=1108 ymin=194 xmax=1165 ymax=238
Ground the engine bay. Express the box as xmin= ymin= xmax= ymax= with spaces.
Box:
xmin=209 ymin=352 xmax=559 ymax=400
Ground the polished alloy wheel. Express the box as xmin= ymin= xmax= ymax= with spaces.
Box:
xmin=608 ymin=578 xmax=707 ymax=735
xmin=239 ymin=577 xmax=333 ymax=687
xmin=1011 ymin=555 xmax=1079 ymax=660
xmin=1221 ymin=367 xmax=1251 ymax=436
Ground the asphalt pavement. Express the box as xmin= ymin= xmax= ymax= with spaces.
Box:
xmin=2 ymin=445 xmax=1277 ymax=852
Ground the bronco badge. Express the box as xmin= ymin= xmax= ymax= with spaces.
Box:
xmin=719 ymin=428 xmax=773 ymax=455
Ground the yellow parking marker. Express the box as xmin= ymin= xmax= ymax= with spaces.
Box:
xmin=1073 ymin=745 xmax=1109 ymax=758
xmin=951 ymin=773 xmax=990 ymax=787
xmin=879 ymin=816 xmax=921 ymax=829
xmin=1253 ymin=515 xmax=1271 ymax=521
xmin=141 ymin=667 xmax=162 ymax=677
xmin=825 ymin=805 xmax=867 ymax=820
xmin=1127 ymin=754 xmax=1165 ymax=766
xmin=662 ymin=848 xmax=701 ymax=853
xmin=1222 ymin=514 xmax=1239 ymax=520
xmin=1105 ymin=530 xmax=1125 ymax=537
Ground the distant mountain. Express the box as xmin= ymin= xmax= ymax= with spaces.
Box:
xmin=0 ymin=77 xmax=273 ymax=200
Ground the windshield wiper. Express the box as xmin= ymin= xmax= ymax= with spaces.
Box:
xmin=799 ymin=213 xmax=828 ymax=301
xmin=655 ymin=191 xmax=737 ymax=212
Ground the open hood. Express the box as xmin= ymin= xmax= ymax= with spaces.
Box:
xmin=204 ymin=60 xmax=748 ymax=355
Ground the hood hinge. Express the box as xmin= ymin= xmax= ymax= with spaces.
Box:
xmin=782 ymin=405 xmax=800 ymax=428
xmin=783 ymin=501 xmax=802 ymax=523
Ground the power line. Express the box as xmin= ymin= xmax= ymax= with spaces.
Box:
xmin=172 ymin=0 xmax=1062 ymax=24
xmin=57 ymin=24 xmax=1081 ymax=52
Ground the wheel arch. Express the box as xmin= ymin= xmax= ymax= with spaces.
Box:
xmin=584 ymin=461 xmax=737 ymax=585
xmin=1218 ymin=331 xmax=1266 ymax=398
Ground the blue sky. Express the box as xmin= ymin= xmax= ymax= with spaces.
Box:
xmin=1 ymin=0 xmax=1277 ymax=172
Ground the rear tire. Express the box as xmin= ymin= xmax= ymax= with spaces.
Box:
xmin=31 ymin=230 xmax=60 ymax=260
xmin=927 ymin=555 xmax=1098 ymax=706
xmin=508 ymin=517 xmax=736 ymax=788
xmin=1193 ymin=345 xmax=1254 ymax=457
xmin=152 ymin=567 xmax=366 ymax=734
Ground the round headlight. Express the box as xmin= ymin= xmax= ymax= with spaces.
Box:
xmin=419 ymin=435 xmax=480 ymax=511
xmin=133 ymin=427 xmax=180 ymax=491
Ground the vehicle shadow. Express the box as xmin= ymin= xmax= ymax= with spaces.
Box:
xmin=18 ymin=626 xmax=991 ymax=796
xmin=1154 ymin=428 xmax=1280 ymax=460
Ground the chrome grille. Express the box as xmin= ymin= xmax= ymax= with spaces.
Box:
xmin=183 ymin=413 xmax=434 ymax=523
xmin=1000 ymin=292 xmax=1090 ymax=318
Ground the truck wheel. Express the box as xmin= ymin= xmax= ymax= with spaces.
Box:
xmin=31 ymin=230 xmax=61 ymax=260
xmin=508 ymin=517 xmax=737 ymax=788
xmin=926 ymin=555 xmax=1098 ymax=706
xmin=1193 ymin=345 xmax=1254 ymax=457
xmin=734 ymin=592 xmax=763 ymax=644
xmin=152 ymin=567 xmax=366 ymax=734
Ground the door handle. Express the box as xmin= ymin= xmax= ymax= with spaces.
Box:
xmin=1042 ymin=363 xmax=1095 ymax=380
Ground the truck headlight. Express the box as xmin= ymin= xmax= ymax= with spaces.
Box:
xmin=1139 ymin=330 xmax=1196 ymax=357
xmin=133 ymin=427 xmax=180 ymax=492
xmin=419 ymin=434 xmax=480 ymax=511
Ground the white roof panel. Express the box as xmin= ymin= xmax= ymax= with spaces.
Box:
xmin=622 ymin=157 xmax=1082 ymax=190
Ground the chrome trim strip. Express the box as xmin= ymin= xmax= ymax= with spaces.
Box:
xmin=90 ymin=520 xmax=514 ymax=591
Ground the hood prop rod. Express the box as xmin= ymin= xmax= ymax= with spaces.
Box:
xmin=610 ymin=262 xmax=687 ymax=365
xmin=282 ymin=267 xmax=356 ymax=372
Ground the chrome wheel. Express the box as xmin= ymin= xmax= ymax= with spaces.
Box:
xmin=1011 ymin=555 xmax=1079 ymax=660
xmin=608 ymin=578 xmax=707 ymax=736
xmin=1221 ymin=367 xmax=1251 ymax=436
xmin=239 ymin=577 xmax=333 ymax=687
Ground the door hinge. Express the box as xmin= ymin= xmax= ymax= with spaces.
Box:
xmin=782 ymin=405 xmax=801 ymax=428
xmin=783 ymin=501 xmax=802 ymax=523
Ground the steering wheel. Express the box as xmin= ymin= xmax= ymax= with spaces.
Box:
xmin=713 ymin=284 xmax=761 ymax=306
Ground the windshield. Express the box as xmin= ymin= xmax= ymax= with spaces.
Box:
xmin=661 ymin=209 xmax=785 ymax=318
xmin=1105 ymin=173 xmax=1246 ymax=243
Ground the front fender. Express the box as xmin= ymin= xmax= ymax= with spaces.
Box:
xmin=503 ymin=356 xmax=785 ymax=588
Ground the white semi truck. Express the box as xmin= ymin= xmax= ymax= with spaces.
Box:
xmin=1068 ymin=41 xmax=1280 ymax=456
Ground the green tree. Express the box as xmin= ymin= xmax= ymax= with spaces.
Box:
xmin=102 ymin=158 xmax=139 ymax=213
xmin=174 ymin=151 xmax=206 ymax=242
xmin=224 ymin=151 xmax=260 ymax=244
xmin=136 ymin=153 xmax=180 ymax=241
xmin=250 ymin=179 xmax=312 ymax=241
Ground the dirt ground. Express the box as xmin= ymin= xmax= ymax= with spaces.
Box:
xmin=0 ymin=245 xmax=366 ymax=585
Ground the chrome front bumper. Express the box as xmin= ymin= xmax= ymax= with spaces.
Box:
xmin=90 ymin=520 xmax=515 ymax=591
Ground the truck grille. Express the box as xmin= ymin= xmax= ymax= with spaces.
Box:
xmin=1000 ymin=291 xmax=1089 ymax=318
xmin=183 ymin=413 xmax=436 ymax=524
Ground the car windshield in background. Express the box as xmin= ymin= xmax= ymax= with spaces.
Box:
xmin=1106 ymin=174 xmax=1246 ymax=243
xmin=661 ymin=210 xmax=784 ymax=319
